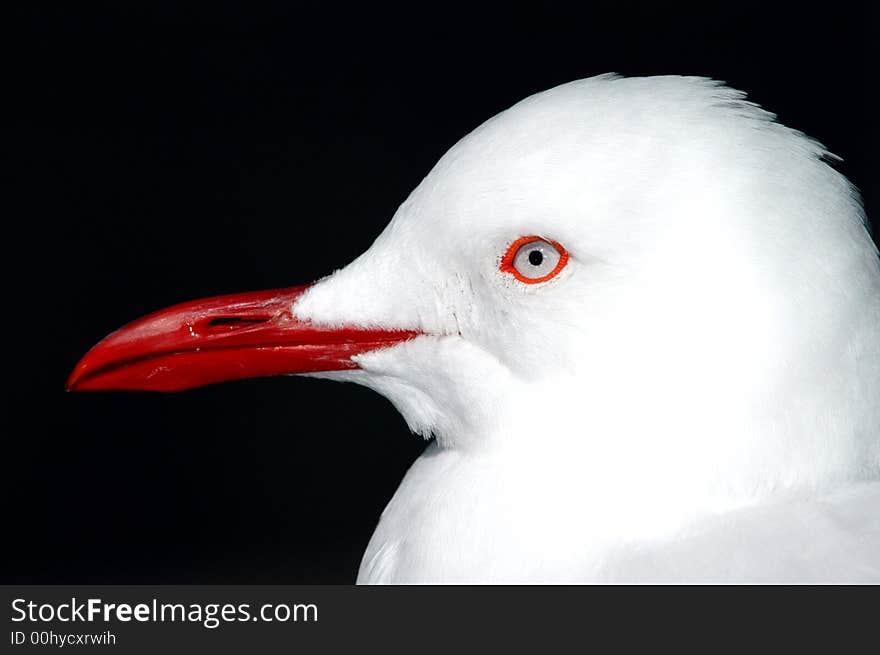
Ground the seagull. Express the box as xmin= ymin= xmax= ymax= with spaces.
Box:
xmin=68 ymin=74 xmax=880 ymax=583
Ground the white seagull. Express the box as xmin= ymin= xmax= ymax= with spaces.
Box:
xmin=69 ymin=75 xmax=880 ymax=583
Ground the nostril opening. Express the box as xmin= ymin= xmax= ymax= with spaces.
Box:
xmin=207 ymin=317 xmax=269 ymax=327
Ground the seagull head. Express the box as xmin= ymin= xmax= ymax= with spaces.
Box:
xmin=69 ymin=75 xmax=880 ymax=517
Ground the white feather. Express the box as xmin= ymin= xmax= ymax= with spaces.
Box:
xmin=294 ymin=75 xmax=880 ymax=583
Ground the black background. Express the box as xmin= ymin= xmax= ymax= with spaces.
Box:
xmin=6 ymin=2 xmax=877 ymax=583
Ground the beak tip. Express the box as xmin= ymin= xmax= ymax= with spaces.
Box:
xmin=66 ymin=354 xmax=96 ymax=392
xmin=65 ymin=370 xmax=83 ymax=392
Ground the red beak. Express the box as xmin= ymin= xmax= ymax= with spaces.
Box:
xmin=67 ymin=285 xmax=418 ymax=392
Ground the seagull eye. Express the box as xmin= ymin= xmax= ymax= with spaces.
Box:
xmin=500 ymin=236 xmax=569 ymax=284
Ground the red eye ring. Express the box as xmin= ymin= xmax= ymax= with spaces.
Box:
xmin=500 ymin=236 xmax=569 ymax=284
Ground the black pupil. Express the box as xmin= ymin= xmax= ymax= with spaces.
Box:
xmin=528 ymin=249 xmax=544 ymax=266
